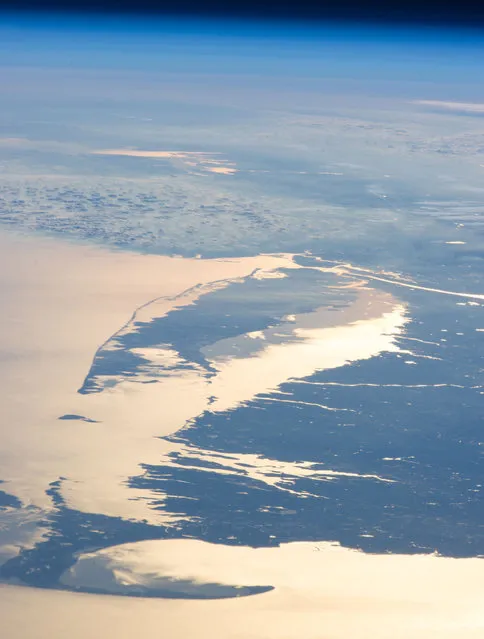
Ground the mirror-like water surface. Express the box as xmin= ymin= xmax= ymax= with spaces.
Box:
xmin=0 ymin=14 xmax=483 ymax=639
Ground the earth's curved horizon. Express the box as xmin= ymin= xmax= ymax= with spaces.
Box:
xmin=0 ymin=13 xmax=482 ymax=639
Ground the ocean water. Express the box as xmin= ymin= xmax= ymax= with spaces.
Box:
xmin=0 ymin=14 xmax=483 ymax=638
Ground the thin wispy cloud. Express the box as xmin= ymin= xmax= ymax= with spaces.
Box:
xmin=412 ymin=100 xmax=484 ymax=113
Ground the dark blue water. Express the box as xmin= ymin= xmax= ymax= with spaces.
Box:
xmin=0 ymin=15 xmax=483 ymax=601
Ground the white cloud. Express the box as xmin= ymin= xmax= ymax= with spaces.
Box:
xmin=412 ymin=100 xmax=484 ymax=114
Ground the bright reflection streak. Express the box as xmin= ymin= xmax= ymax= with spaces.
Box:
xmin=203 ymin=289 xmax=407 ymax=414
xmin=0 ymin=232 xmax=409 ymax=523
xmin=152 ymin=441 xmax=395 ymax=503
xmin=54 ymin=538 xmax=484 ymax=639
xmin=0 ymin=231 xmax=482 ymax=638
xmin=62 ymin=285 xmax=407 ymax=522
